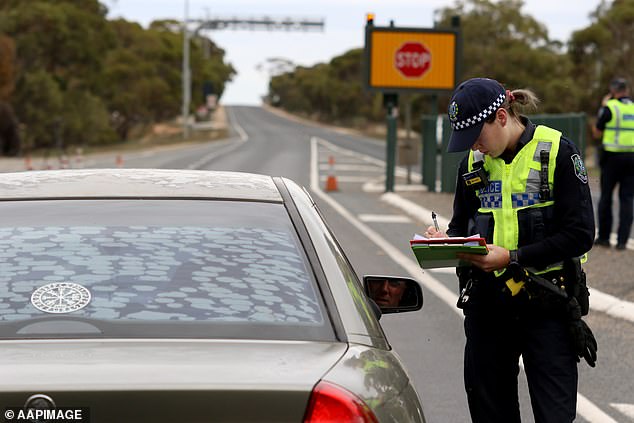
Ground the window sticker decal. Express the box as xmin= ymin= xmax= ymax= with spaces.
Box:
xmin=31 ymin=282 xmax=92 ymax=314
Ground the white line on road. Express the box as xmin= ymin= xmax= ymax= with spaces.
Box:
xmin=229 ymin=107 xmax=249 ymax=142
xmin=381 ymin=192 xmax=450 ymax=229
xmin=187 ymin=107 xmax=248 ymax=170
xmin=311 ymin=136 xmax=619 ymax=423
xmin=362 ymin=181 xmax=429 ymax=192
xmin=358 ymin=214 xmax=412 ymax=223
xmin=610 ymin=403 xmax=634 ymax=420
xmin=317 ymin=137 xmax=422 ymax=183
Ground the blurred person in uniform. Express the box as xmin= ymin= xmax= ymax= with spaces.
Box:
xmin=592 ymin=77 xmax=634 ymax=250
xmin=424 ymin=78 xmax=596 ymax=423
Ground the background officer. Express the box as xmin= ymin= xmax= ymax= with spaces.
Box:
xmin=425 ymin=78 xmax=596 ymax=423
xmin=592 ymin=77 xmax=634 ymax=250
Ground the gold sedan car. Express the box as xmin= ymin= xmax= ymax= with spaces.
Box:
xmin=0 ymin=169 xmax=425 ymax=422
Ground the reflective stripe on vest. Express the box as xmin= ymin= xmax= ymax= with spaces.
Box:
xmin=603 ymin=99 xmax=634 ymax=152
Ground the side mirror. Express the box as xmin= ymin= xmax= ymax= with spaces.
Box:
xmin=363 ymin=275 xmax=423 ymax=314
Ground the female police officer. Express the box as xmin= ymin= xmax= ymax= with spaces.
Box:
xmin=424 ymin=78 xmax=596 ymax=423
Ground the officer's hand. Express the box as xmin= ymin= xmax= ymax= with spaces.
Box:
xmin=570 ymin=319 xmax=598 ymax=367
xmin=601 ymin=93 xmax=612 ymax=106
xmin=457 ymin=245 xmax=509 ymax=272
xmin=423 ymin=225 xmax=447 ymax=238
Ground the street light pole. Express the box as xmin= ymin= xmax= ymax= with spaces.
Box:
xmin=181 ymin=9 xmax=324 ymax=140
xmin=182 ymin=0 xmax=190 ymax=139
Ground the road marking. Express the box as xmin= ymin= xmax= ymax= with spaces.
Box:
xmin=363 ymin=181 xmax=428 ymax=192
xmin=229 ymin=107 xmax=249 ymax=142
xmin=428 ymin=267 xmax=457 ymax=274
xmin=311 ymin=136 xmax=619 ymax=423
xmin=590 ymin=290 xmax=634 ymax=323
xmin=358 ymin=214 xmax=412 ymax=223
xmin=317 ymin=137 xmax=422 ymax=183
xmin=187 ymin=106 xmax=248 ymax=170
xmin=610 ymin=403 xmax=634 ymax=419
xmin=382 ymin=192 xmax=450 ymax=228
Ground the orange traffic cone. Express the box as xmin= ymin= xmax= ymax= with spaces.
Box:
xmin=115 ymin=154 xmax=124 ymax=168
xmin=325 ymin=155 xmax=338 ymax=192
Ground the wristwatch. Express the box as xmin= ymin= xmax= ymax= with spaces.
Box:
xmin=509 ymin=249 xmax=519 ymax=266
xmin=508 ymin=249 xmax=523 ymax=281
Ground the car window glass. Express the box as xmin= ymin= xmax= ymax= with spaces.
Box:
xmin=0 ymin=200 xmax=333 ymax=341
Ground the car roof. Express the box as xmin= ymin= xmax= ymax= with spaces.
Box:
xmin=0 ymin=169 xmax=283 ymax=202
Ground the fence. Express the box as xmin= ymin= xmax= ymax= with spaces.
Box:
xmin=420 ymin=113 xmax=588 ymax=193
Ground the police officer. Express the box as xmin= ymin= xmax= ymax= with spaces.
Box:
xmin=424 ymin=78 xmax=596 ymax=423
xmin=592 ymin=77 xmax=634 ymax=250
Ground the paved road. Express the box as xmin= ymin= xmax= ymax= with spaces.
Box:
xmin=2 ymin=105 xmax=633 ymax=422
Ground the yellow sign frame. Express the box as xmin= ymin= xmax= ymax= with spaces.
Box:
xmin=364 ymin=25 xmax=460 ymax=93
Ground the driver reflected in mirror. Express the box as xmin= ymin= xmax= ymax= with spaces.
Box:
xmin=368 ymin=279 xmax=407 ymax=308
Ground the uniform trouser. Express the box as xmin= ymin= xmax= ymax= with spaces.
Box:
xmin=598 ymin=152 xmax=634 ymax=245
xmin=464 ymin=308 xmax=578 ymax=423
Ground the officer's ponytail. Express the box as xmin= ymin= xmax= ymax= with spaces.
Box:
xmin=505 ymin=89 xmax=540 ymax=118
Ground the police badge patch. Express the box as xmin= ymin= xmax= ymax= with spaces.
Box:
xmin=449 ymin=101 xmax=459 ymax=122
xmin=571 ymin=154 xmax=588 ymax=184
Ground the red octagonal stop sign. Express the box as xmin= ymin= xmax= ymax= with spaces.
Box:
xmin=394 ymin=42 xmax=431 ymax=78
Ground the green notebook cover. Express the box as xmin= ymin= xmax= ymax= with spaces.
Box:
xmin=410 ymin=238 xmax=488 ymax=269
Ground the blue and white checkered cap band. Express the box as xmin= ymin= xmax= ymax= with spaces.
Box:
xmin=451 ymin=93 xmax=506 ymax=130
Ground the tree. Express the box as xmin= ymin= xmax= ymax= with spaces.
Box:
xmin=0 ymin=33 xmax=20 ymax=155
xmin=568 ymin=0 xmax=634 ymax=113
xmin=100 ymin=18 xmax=234 ymax=138
xmin=0 ymin=0 xmax=115 ymax=91
xmin=13 ymin=70 xmax=64 ymax=152
xmin=433 ymin=0 xmax=579 ymax=113
xmin=0 ymin=34 xmax=15 ymax=100
xmin=268 ymin=48 xmax=382 ymax=124
xmin=0 ymin=1 xmax=235 ymax=152
xmin=0 ymin=0 xmax=116 ymax=151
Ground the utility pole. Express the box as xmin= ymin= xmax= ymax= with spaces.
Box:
xmin=182 ymin=0 xmax=191 ymax=139
xmin=181 ymin=14 xmax=324 ymax=140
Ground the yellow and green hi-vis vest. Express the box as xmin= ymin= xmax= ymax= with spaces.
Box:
xmin=467 ymin=125 xmax=563 ymax=277
xmin=603 ymin=99 xmax=634 ymax=153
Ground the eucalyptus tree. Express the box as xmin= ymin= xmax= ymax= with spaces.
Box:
xmin=569 ymin=0 xmax=634 ymax=113
xmin=433 ymin=0 xmax=579 ymax=113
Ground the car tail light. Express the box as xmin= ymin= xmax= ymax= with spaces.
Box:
xmin=303 ymin=380 xmax=379 ymax=423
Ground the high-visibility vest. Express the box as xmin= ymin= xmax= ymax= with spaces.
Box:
xmin=468 ymin=125 xmax=585 ymax=276
xmin=603 ymin=98 xmax=634 ymax=153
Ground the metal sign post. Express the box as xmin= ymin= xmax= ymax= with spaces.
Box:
xmin=363 ymin=15 xmax=460 ymax=192
xmin=384 ymin=93 xmax=398 ymax=192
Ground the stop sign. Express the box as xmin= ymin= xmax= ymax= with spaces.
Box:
xmin=394 ymin=42 xmax=431 ymax=78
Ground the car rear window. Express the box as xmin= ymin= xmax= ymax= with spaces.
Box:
xmin=0 ymin=200 xmax=334 ymax=341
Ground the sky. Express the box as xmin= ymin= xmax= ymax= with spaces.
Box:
xmin=104 ymin=0 xmax=601 ymax=105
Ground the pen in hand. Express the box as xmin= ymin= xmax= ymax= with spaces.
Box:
xmin=432 ymin=211 xmax=440 ymax=232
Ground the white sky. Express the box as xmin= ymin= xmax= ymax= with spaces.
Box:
xmin=105 ymin=0 xmax=601 ymax=105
